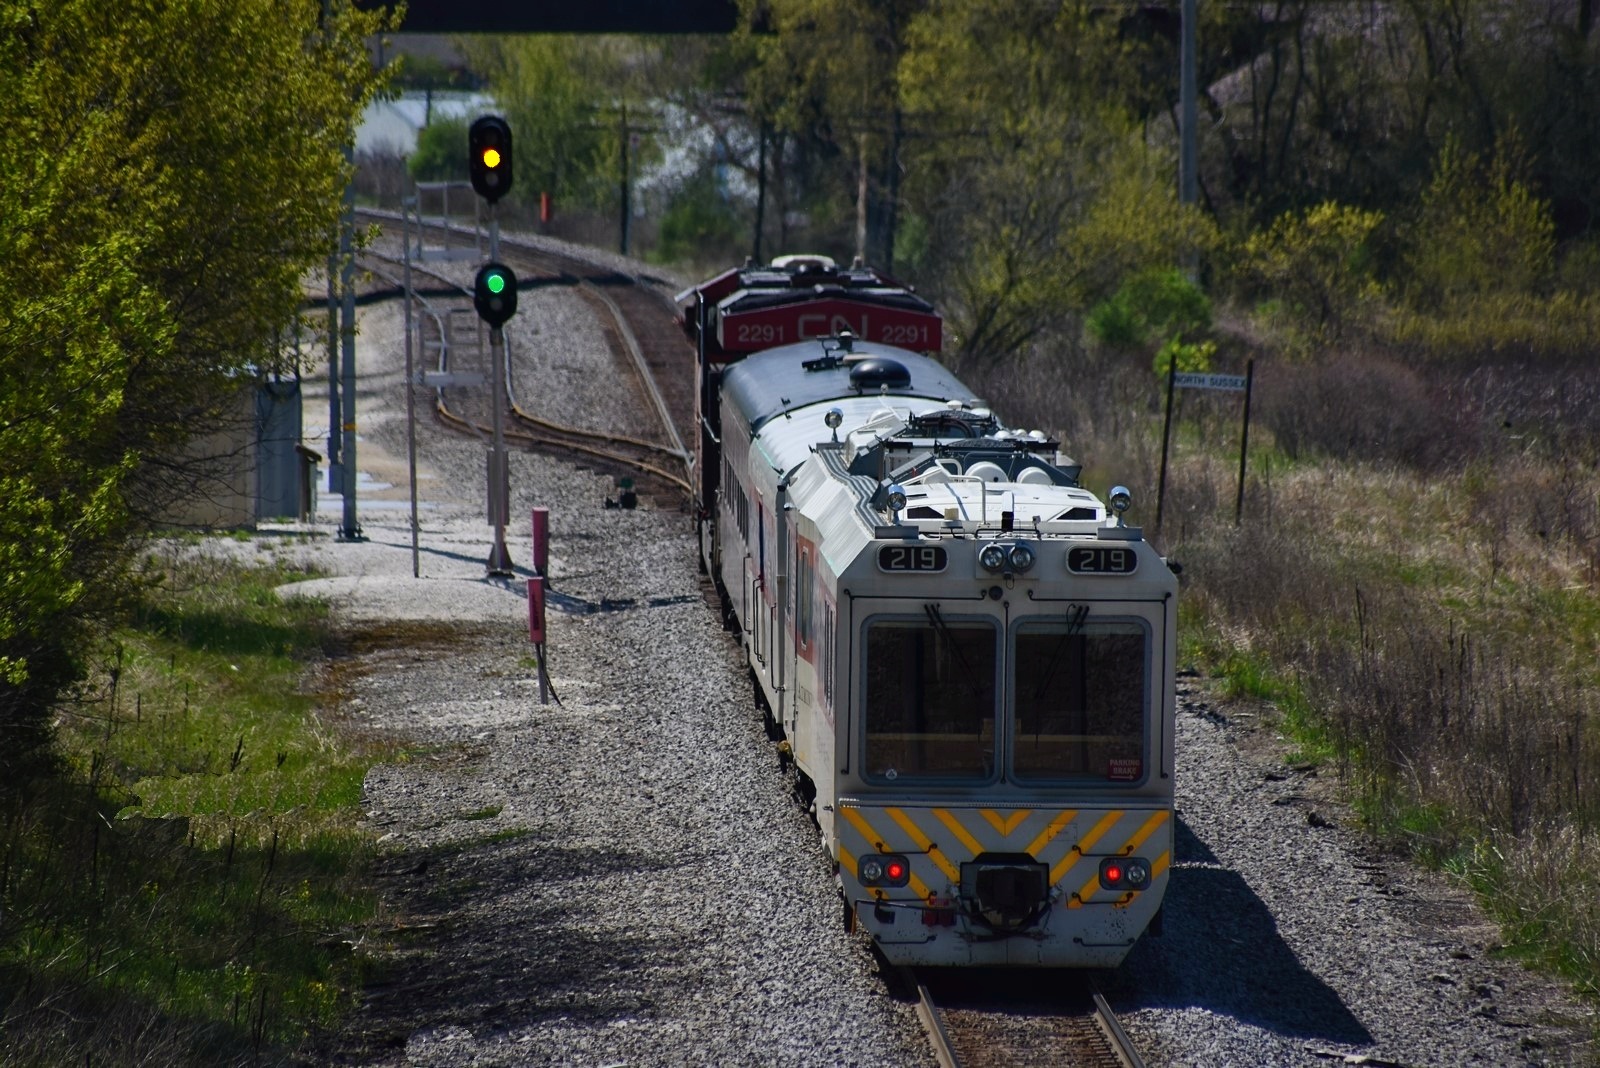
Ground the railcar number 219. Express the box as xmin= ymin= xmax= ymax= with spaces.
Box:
xmin=878 ymin=545 xmax=948 ymax=573
xmin=1066 ymin=545 xmax=1138 ymax=575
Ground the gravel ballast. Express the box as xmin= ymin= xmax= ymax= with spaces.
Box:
xmin=222 ymin=235 xmax=1595 ymax=1066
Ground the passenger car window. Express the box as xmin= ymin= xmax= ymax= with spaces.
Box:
xmin=1012 ymin=619 xmax=1146 ymax=782
xmin=863 ymin=617 xmax=996 ymax=781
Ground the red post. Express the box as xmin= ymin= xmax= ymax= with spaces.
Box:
xmin=531 ymin=507 xmax=549 ymax=586
xmin=527 ymin=578 xmax=546 ymax=644
xmin=539 ymin=191 xmax=552 ymax=225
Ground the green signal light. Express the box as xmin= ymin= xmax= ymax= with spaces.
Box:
xmin=474 ymin=262 xmax=517 ymax=326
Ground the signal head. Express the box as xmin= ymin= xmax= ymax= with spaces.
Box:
xmin=474 ymin=262 xmax=518 ymax=327
xmin=468 ymin=115 xmax=513 ymax=204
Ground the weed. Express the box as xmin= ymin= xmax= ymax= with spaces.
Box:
xmin=0 ymin=555 xmax=398 ymax=1064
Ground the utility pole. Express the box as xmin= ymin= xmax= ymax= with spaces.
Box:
xmin=338 ymin=153 xmax=362 ymax=541
xmin=619 ymin=101 xmax=631 ymax=256
xmin=1180 ymin=0 xmax=1198 ymax=207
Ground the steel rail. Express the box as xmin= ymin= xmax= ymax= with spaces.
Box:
xmin=354 ymin=257 xmax=454 ymax=422
xmin=355 ymin=208 xmax=692 ymax=479
xmin=360 ymin=247 xmax=683 ymax=461
xmin=575 ymin=270 xmax=691 ymax=466
xmin=904 ymin=968 xmax=961 ymax=1068
xmin=356 ymin=247 xmax=692 ymax=496
xmin=904 ymin=966 xmax=1147 ymax=1068
xmin=1090 ymin=985 xmax=1147 ymax=1068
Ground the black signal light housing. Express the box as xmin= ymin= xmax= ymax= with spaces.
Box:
xmin=469 ymin=115 xmax=513 ymax=204
xmin=474 ymin=262 xmax=518 ymax=327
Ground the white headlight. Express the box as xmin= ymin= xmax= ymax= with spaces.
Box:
xmin=1110 ymin=485 xmax=1132 ymax=515
xmin=825 ymin=407 xmax=843 ymax=429
xmin=1007 ymin=543 xmax=1036 ymax=572
xmin=979 ymin=544 xmax=1007 ymax=571
xmin=887 ymin=484 xmax=907 ymax=513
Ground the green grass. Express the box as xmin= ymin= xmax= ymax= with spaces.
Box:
xmin=0 ymin=551 xmax=400 ymax=1064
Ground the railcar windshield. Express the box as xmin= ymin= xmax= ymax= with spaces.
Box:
xmin=863 ymin=616 xmax=997 ymax=782
xmin=1012 ymin=618 xmax=1147 ymax=783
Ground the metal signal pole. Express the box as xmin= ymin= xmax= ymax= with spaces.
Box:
xmin=468 ymin=114 xmax=516 ymax=575
xmin=403 ymin=195 xmax=420 ymax=578
xmin=486 ymin=209 xmax=514 ymax=576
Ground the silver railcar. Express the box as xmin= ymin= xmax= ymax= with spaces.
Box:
xmin=682 ymin=260 xmax=1176 ymax=967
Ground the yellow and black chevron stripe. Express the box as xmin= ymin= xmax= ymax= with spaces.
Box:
xmin=838 ymin=804 xmax=1171 ymax=906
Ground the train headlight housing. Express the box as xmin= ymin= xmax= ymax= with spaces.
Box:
xmin=858 ymin=853 xmax=911 ymax=887
xmin=886 ymin=484 xmax=907 ymax=515
xmin=980 ymin=542 xmax=1036 ymax=574
xmin=1109 ymin=485 xmax=1132 ymax=521
xmin=825 ymin=407 xmax=844 ymax=442
xmin=1098 ymin=856 xmax=1152 ymax=891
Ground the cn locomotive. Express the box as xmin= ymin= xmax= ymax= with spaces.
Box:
xmin=678 ymin=256 xmax=1176 ymax=967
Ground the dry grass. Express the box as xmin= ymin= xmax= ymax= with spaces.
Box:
xmin=970 ymin=337 xmax=1600 ymax=998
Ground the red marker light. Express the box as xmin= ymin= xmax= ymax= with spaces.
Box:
xmin=1104 ymin=863 xmax=1123 ymax=884
xmin=886 ymin=860 xmax=906 ymax=881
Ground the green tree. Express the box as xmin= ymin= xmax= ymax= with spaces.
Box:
xmin=1406 ymin=136 xmax=1555 ymax=309
xmin=1239 ymin=200 xmax=1386 ymax=344
xmin=465 ymin=36 xmax=669 ymax=216
xmin=1088 ymin=268 xmax=1212 ymax=350
xmin=738 ymin=0 xmax=926 ymax=268
xmin=0 ymin=0 xmax=390 ymax=758
xmin=896 ymin=0 xmax=1214 ymax=365
xmin=409 ymin=116 xmax=471 ymax=183
xmin=655 ymin=166 xmax=746 ymax=266
xmin=1202 ymin=0 xmax=1600 ymax=250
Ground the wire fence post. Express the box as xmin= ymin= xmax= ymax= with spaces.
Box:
xmin=1155 ymin=345 xmax=1179 ymax=537
xmin=1235 ymin=359 xmax=1256 ymax=526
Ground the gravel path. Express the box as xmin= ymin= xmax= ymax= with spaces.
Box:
xmin=231 ymin=234 xmax=1597 ymax=1066
xmin=1111 ymin=681 xmax=1595 ymax=1066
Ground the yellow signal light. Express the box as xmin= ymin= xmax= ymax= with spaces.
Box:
xmin=482 ymin=147 xmax=502 ymax=169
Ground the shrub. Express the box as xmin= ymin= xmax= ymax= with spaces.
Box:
xmin=407 ymin=117 xmax=470 ymax=184
xmin=1256 ymin=352 xmax=1478 ymax=471
xmin=1238 ymin=201 xmax=1385 ymax=345
xmin=1152 ymin=335 xmax=1217 ymax=378
xmin=1404 ymin=135 xmax=1554 ymax=310
xmin=654 ymin=168 xmax=744 ymax=266
xmin=1086 ymin=267 xmax=1211 ymax=350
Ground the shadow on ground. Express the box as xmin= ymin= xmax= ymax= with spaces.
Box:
xmin=1103 ymin=816 xmax=1373 ymax=1047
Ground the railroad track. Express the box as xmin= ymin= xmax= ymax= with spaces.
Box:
xmin=352 ymin=208 xmax=694 ymax=502
xmin=906 ymin=968 xmax=1145 ymax=1068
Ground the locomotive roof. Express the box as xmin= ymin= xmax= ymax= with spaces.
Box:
xmin=720 ymin=337 xmax=971 ymax=437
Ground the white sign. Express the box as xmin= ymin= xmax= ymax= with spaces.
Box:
xmin=1173 ymin=372 xmax=1247 ymax=392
